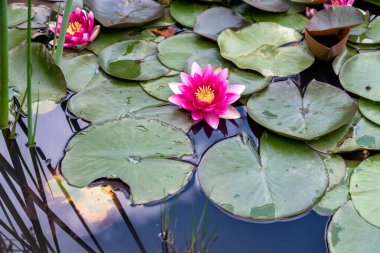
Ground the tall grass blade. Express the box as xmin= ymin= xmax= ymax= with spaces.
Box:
xmin=54 ymin=0 xmax=73 ymax=65
xmin=0 ymin=0 xmax=9 ymax=129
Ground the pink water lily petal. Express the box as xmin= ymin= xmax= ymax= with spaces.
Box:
xmin=205 ymin=113 xmax=219 ymax=129
xmin=191 ymin=111 xmax=204 ymax=121
xmin=220 ymin=106 xmax=241 ymax=119
xmin=191 ymin=62 xmax=203 ymax=77
xmin=168 ymin=82 xmax=182 ymax=94
xmin=89 ymin=25 xmax=100 ymax=42
xmin=226 ymin=85 xmax=245 ymax=95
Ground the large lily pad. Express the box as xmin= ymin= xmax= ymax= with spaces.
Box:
xmin=250 ymin=9 xmax=307 ymax=32
xmin=98 ymin=40 xmax=169 ymax=81
xmin=157 ymin=33 xmax=216 ymax=71
xmin=198 ymin=132 xmax=328 ymax=220
xmin=7 ymin=4 xmax=32 ymax=27
xmin=9 ymin=42 xmax=67 ymax=104
xmin=83 ymin=0 xmax=164 ymax=28
xmin=218 ymin=22 xmax=314 ymax=77
xmin=140 ymin=75 xmax=180 ymax=102
xmin=358 ymin=99 xmax=380 ymax=125
xmin=247 ymin=79 xmax=357 ymax=140
xmin=306 ymin=6 xmax=364 ymax=36
xmin=340 ymin=52 xmax=380 ymax=102
xmin=61 ymin=118 xmax=195 ymax=204
xmin=185 ymin=49 xmax=271 ymax=96
xmin=323 ymin=155 xmax=346 ymax=190
xmin=68 ymin=72 xmax=166 ymax=123
xmin=327 ymin=201 xmax=380 ymax=253
xmin=314 ymin=184 xmax=349 ymax=216
xmin=16 ymin=5 xmax=51 ymax=29
xmin=307 ymin=113 xmax=380 ymax=153
xmin=350 ymin=154 xmax=380 ymax=228
xmin=170 ymin=0 xmax=209 ymax=28
xmin=193 ymin=7 xmax=249 ymax=41
xmin=332 ymin=46 xmax=357 ymax=75
xmin=8 ymin=29 xmax=27 ymax=50
xmin=242 ymin=0 xmax=289 ymax=12
xmin=60 ymin=54 xmax=99 ymax=92
xmin=349 ymin=16 xmax=380 ymax=44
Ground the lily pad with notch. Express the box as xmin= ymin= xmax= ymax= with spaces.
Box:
xmin=98 ymin=40 xmax=170 ymax=81
xmin=218 ymin=22 xmax=315 ymax=77
xmin=61 ymin=118 xmax=195 ymax=204
xmin=198 ymin=132 xmax=328 ymax=220
xmin=247 ymin=79 xmax=357 ymax=140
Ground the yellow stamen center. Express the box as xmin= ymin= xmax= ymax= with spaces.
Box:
xmin=195 ymin=86 xmax=215 ymax=104
xmin=67 ymin=21 xmax=82 ymax=35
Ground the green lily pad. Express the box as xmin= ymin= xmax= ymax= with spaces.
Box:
xmin=327 ymin=201 xmax=380 ymax=253
xmin=218 ymin=22 xmax=314 ymax=77
xmin=358 ymin=98 xmax=380 ymax=125
xmin=99 ymin=40 xmax=169 ymax=81
xmin=306 ymin=6 xmax=364 ymax=36
xmin=250 ymin=9 xmax=307 ymax=32
xmin=61 ymin=118 xmax=195 ymax=205
xmin=242 ymin=0 xmax=289 ymax=12
xmin=349 ymin=11 xmax=370 ymax=36
xmin=8 ymin=29 xmax=27 ymax=50
xmin=68 ymin=72 xmax=166 ymax=124
xmin=16 ymin=5 xmax=51 ymax=29
xmin=140 ymin=75 xmax=180 ymax=102
xmin=350 ymin=154 xmax=380 ymax=228
xmin=314 ymin=184 xmax=349 ymax=216
xmin=332 ymin=46 xmax=357 ymax=75
xmin=340 ymin=52 xmax=380 ymax=102
xmin=143 ymin=7 xmax=176 ymax=29
xmin=83 ymin=0 xmax=164 ymax=28
xmin=349 ymin=15 xmax=380 ymax=44
xmin=193 ymin=7 xmax=249 ymax=41
xmin=157 ymin=33 xmax=216 ymax=71
xmin=60 ymin=54 xmax=99 ymax=92
xmin=185 ymin=49 xmax=271 ymax=96
xmin=198 ymin=132 xmax=328 ymax=220
xmin=307 ymin=113 xmax=380 ymax=153
xmin=87 ymin=28 xmax=156 ymax=55
xmin=170 ymin=0 xmax=209 ymax=28
xmin=323 ymin=155 xmax=346 ymax=190
xmin=247 ymin=79 xmax=357 ymax=140
xmin=7 ymin=4 xmax=32 ymax=27
xmin=9 ymin=42 xmax=67 ymax=104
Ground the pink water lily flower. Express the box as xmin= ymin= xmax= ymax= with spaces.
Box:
xmin=324 ymin=0 xmax=355 ymax=8
xmin=50 ymin=8 xmax=100 ymax=49
xmin=168 ymin=63 xmax=245 ymax=129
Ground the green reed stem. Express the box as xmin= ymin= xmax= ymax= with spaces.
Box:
xmin=51 ymin=2 xmax=61 ymax=57
xmin=0 ymin=0 xmax=9 ymax=129
xmin=10 ymin=92 xmax=27 ymax=138
xmin=26 ymin=0 xmax=33 ymax=146
xmin=54 ymin=0 xmax=73 ymax=65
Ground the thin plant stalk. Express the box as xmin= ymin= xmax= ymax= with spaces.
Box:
xmin=26 ymin=0 xmax=33 ymax=146
xmin=10 ymin=93 xmax=27 ymax=138
xmin=51 ymin=2 xmax=61 ymax=56
xmin=0 ymin=0 xmax=9 ymax=129
xmin=31 ymin=92 xmax=39 ymax=145
xmin=54 ymin=0 xmax=73 ymax=65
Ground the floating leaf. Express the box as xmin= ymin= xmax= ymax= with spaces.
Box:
xmin=8 ymin=29 xmax=27 ymax=50
xmin=327 ymin=201 xmax=380 ymax=253
xmin=83 ymin=0 xmax=164 ymax=28
xmin=242 ymin=0 xmax=289 ymax=12
xmin=332 ymin=46 xmax=357 ymax=75
xmin=340 ymin=52 xmax=380 ymax=102
xmin=323 ymin=155 xmax=346 ymax=190
xmin=349 ymin=16 xmax=380 ymax=44
xmin=9 ymin=42 xmax=67 ymax=104
xmin=193 ymin=7 xmax=249 ymax=41
xmin=61 ymin=118 xmax=195 ymax=204
xmin=68 ymin=72 xmax=166 ymax=123
xmin=16 ymin=5 xmax=51 ymax=29
xmin=306 ymin=6 xmax=364 ymax=36
xmin=358 ymin=99 xmax=380 ymax=125
xmin=350 ymin=154 xmax=380 ymax=227
xmin=158 ymin=33 xmax=216 ymax=71
xmin=247 ymin=79 xmax=357 ymax=140
xmin=170 ymin=0 xmax=209 ymax=28
xmin=7 ymin=3 xmax=32 ymax=27
xmin=140 ymin=75 xmax=179 ymax=102
xmin=60 ymin=54 xmax=99 ymax=92
xmin=185 ymin=49 xmax=271 ymax=96
xmin=198 ymin=132 xmax=328 ymax=220
xmin=99 ymin=40 xmax=169 ymax=81
xmin=307 ymin=113 xmax=380 ymax=153
xmin=314 ymin=184 xmax=349 ymax=216
xmin=218 ymin=23 xmax=314 ymax=77
xmin=250 ymin=9 xmax=307 ymax=32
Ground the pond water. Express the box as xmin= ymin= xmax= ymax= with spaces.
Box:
xmin=1 ymin=60 xmax=340 ymax=253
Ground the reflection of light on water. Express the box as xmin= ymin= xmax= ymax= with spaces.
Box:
xmin=48 ymin=176 xmax=115 ymax=224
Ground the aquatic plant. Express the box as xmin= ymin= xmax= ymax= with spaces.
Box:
xmin=168 ymin=63 xmax=245 ymax=129
xmin=0 ymin=0 xmax=9 ymax=129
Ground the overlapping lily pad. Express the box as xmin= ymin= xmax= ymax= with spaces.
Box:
xmin=306 ymin=6 xmax=364 ymax=36
xmin=198 ymin=132 xmax=328 ymax=220
xmin=7 ymin=3 xmax=31 ymax=27
xmin=332 ymin=46 xmax=357 ymax=75
xmin=247 ymin=79 xmax=357 ymax=140
xmin=61 ymin=118 xmax=195 ymax=204
xmin=170 ymin=0 xmax=209 ymax=28
xmin=8 ymin=29 xmax=27 ymax=50
xmin=340 ymin=52 xmax=380 ymax=102
xmin=158 ymin=33 xmax=216 ymax=71
xmin=314 ymin=184 xmax=349 ymax=216
xmin=9 ymin=42 xmax=67 ymax=104
xmin=350 ymin=154 xmax=380 ymax=228
xmin=358 ymin=99 xmax=380 ymax=125
xmin=250 ymin=9 xmax=307 ymax=32
xmin=98 ymin=40 xmax=170 ymax=81
xmin=218 ymin=23 xmax=314 ymax=77
xmin=83 ymin=0 xmax=164 ymax=28
xmin=327 ymin=201 xmax=380 ymax=253
xmin=349 ymin=16 xmax=380 ymax=45
xmin=323 ymin=155 xmax=346 ymax=190
xmin=140 ymin=75 xmax=180 ymax=101
xmin=193 ymin=7 xmax=249 ymax=41
xmin=242 ymin=0 xmax=289 ymax=12
xmin=185 ymin=49 xmax=271 ymax=96
xmin=60 ymin=54 xmax=99 ymax=92
xmin=307 ymin=113 xmax=380 ymax=153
